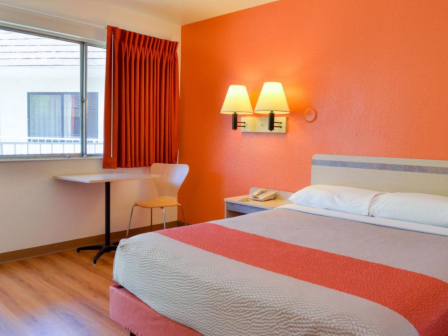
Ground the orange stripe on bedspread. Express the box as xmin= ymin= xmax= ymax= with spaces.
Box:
xmin=158 ymin=224 xmax=448 ymax=336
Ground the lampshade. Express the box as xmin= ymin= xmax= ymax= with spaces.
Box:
xmin=220 ymin=85 xmax=253 ymax=115
xmin=254 ymin=82 xmax=290 ymax=114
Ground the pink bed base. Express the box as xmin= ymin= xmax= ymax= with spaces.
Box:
xmin=110 ymin=284 xmax=202 ymax=336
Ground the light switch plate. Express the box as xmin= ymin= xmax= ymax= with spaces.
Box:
xmin=241 ymin=117 xmax=287 ymax=133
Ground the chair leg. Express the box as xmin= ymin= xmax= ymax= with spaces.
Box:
xmin=179 ymin=204 xmax=187 ymax=226
xmin=162 ymin=207 xmax=166 ymax=230
xmin=126 ymin=205 xmax=136 ymax=237
xmin=150 ymin=208 xmax=153 ymax=232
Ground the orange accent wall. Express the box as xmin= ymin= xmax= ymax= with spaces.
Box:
xmin=179 ymin=0 xmax=448 ymax=224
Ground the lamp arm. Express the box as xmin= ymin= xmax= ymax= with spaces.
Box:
xmin=268 ymin=111 xmax=284 ymax=131
xmin=232 ymin=112 xmax=247 ymax=130
xmin=268 ymin=111 xmax=275 ymax=131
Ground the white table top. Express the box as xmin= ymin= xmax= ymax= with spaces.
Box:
xmin=54 ymin=173 xmax=160 ymax=184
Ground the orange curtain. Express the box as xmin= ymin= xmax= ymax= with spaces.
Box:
xmin=103 ymin=26 xmax=180 ymax=169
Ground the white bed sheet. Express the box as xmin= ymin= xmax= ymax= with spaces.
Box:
xmin=280 ymin=204 xmax=448 ymax=237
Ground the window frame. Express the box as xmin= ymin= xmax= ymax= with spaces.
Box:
xmin=0 ymin=24 xmax=106 ymax=160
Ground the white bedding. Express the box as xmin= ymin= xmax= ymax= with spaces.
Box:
xmin=281 ymin=204 xmax=448 ymax=237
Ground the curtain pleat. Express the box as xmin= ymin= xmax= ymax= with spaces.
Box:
xmin=103 ymin=26 xmax=179 ymax=169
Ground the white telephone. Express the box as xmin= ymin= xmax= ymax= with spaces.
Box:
xmin=250 ymin=189 xmax=277 ymax=202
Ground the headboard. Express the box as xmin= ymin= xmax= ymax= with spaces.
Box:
xmin=311 ymin=154 xmax=448 ymax=197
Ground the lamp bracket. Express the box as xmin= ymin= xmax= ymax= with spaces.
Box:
xmin=240 ymin=117 xmax=287 ymax=133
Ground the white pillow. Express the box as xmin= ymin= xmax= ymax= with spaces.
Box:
xmin=369 ymin=193 xmax=448 ymax=227
xmin=289 ymin=185 xmax=382 ymax=216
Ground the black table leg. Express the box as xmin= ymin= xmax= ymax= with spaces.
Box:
xmin=77 ymin=182 xmax=118 ymax=265
xmin=105 ymin=181 xmax=111 ymax=246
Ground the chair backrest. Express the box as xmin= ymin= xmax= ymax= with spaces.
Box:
xmin=150 ymin=164 xmax=189 ymax=198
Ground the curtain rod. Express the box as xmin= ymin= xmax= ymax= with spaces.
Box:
xmin=0 ymin=2 xmax=106 ymax=30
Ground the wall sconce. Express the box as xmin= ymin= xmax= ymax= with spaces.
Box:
xmin=254 ymin=82 xmax=290 ymax=131
xmin=220 ymin=85 xmax=253 ymax=130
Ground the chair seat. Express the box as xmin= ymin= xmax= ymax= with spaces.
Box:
xmin=135 ymin=197 xmax=179 ymax=208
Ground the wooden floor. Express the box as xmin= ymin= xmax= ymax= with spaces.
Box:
xmin=0 ymin=249 xmax=128 ymax=336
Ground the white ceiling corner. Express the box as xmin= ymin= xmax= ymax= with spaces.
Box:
xmin=96 ymin=0 xmax=279 ymax=26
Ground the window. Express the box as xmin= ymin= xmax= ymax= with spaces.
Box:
xmin=0 ymin=27 xmax=105 ymax=157
xmin=28 ymin=92 xmax=98 ymax=138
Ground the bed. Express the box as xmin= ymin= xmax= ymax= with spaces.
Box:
xmin=110 ymin=154 xmax=448 ymax=336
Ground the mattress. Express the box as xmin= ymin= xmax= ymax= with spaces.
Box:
xmin=113 ymin=207 xmax=448 ymax=336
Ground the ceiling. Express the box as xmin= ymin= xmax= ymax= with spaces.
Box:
xmin=96 ymin=0 xmax=278 ymax=25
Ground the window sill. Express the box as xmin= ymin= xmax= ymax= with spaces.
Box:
xmin=0 ymin=156 xmax=103 ymax=163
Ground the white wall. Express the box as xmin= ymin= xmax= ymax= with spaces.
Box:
xmin=0 ymin=1 xmax=182 ymax=254
xmin=0 ymin=159 xmax=171 ymax=253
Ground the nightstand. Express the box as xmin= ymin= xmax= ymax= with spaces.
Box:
xmin=224 ymin=187 xmax=293 ymax=218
